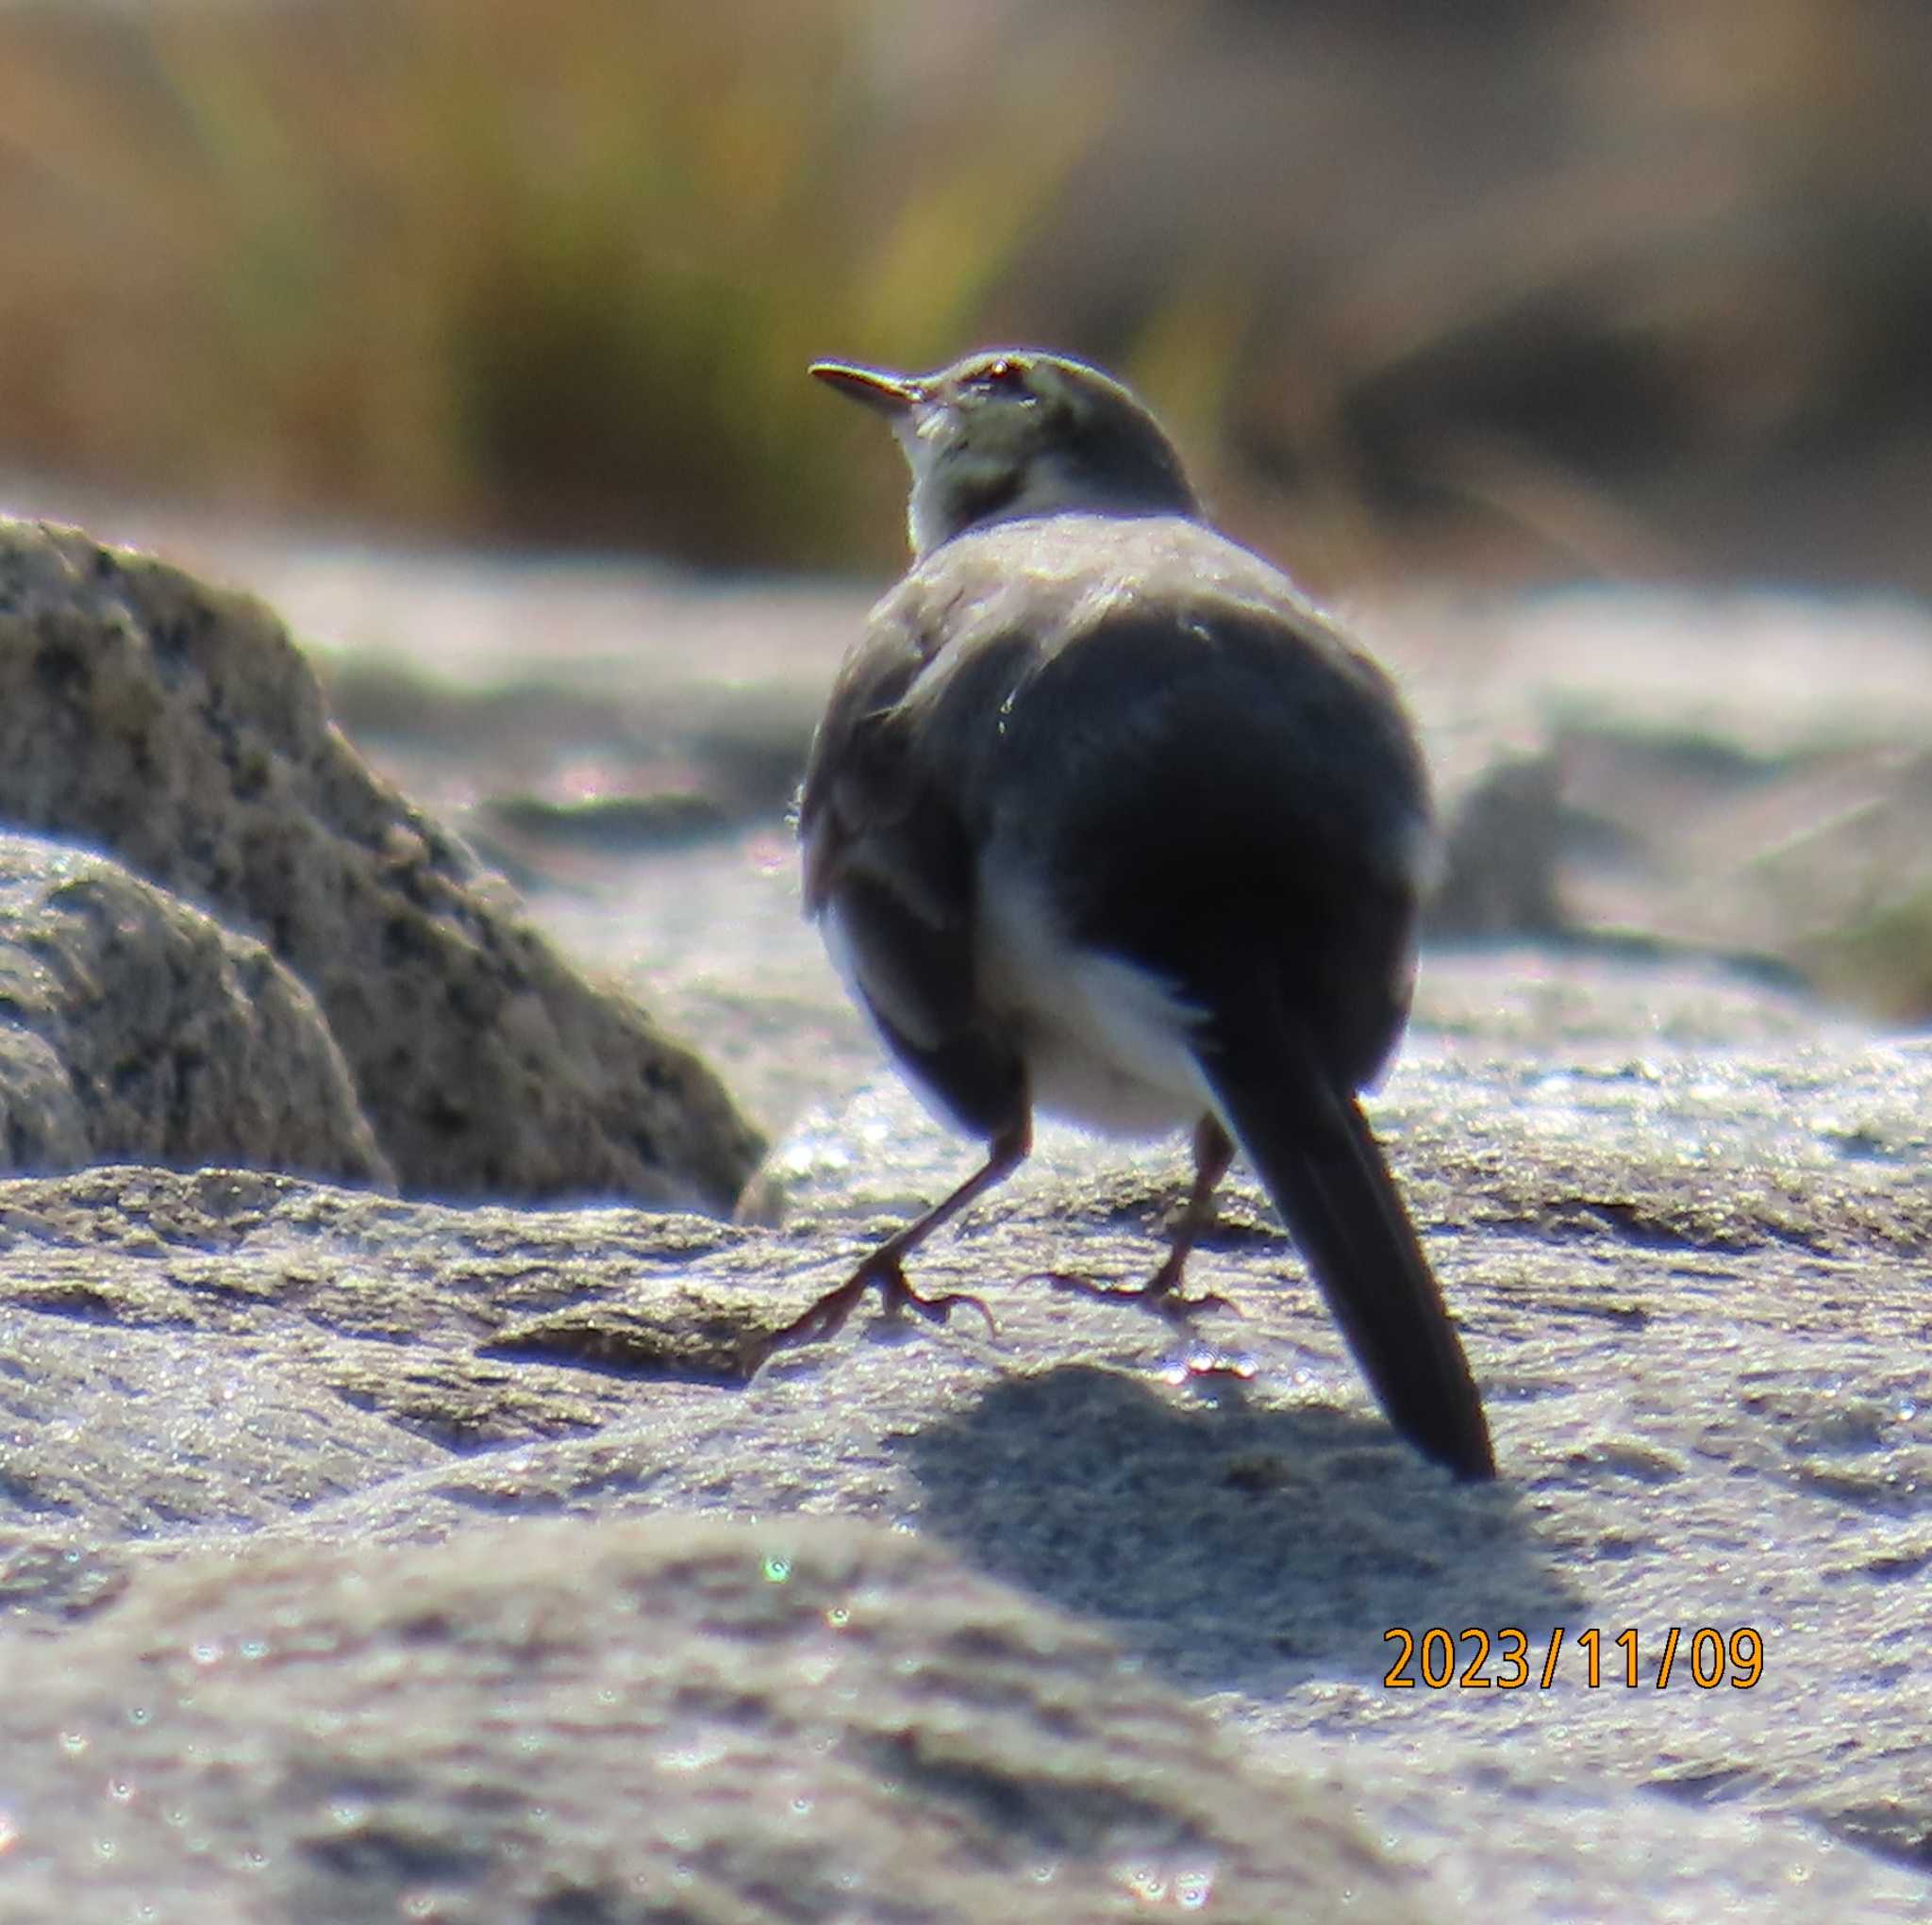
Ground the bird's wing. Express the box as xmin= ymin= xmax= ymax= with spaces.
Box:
xmin=799 ymin=613 xmax=1029 ymax=1137
xmin=996 ymin=593 xmax=1429 ymax=1094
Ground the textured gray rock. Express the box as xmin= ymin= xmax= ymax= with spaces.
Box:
xmin=0 ymin=1516 xmax=1421 ymax=1924
xmin=4 ymin=521 xmax=1931 ymax=1917
xmin=1391 ymin=589 xmax=1932 ymax=1010
xmin=0 ymin=833 xmax=389 ymax=1186
xmin=1426 ymin=749 xmax=1565 ymax=938
xmin=0 ymin=516 xmax=762 ymax=1209
xmin=1 ymin=953 xmax=1929 ymax=1920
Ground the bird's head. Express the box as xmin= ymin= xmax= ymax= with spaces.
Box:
xmin=810 ymin=348 xmax=1201 ymax=558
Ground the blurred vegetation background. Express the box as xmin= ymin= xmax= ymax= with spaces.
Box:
xmin=2 ymin=0 xmax=1930 ymax=592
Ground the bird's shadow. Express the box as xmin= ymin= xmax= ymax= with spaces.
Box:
xmin=895 ymin=1361 xmax=1578 ymax=1696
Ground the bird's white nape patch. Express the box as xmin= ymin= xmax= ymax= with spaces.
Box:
xmin=975 ymin=863 xmax=1213 ymax=1137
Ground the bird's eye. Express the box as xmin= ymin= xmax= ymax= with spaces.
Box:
xmin=975 ymin=357 xmax=1027 ymax=394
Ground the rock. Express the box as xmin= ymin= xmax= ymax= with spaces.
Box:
xmin=1425 ymin=748 xmax=1565 ymax=938
xmin=6 ymin=523 xmax=1931 ymax=1916
xmin=1 ymin=951 xmax=1929 ymax=1917
xmin=0 ymin=833 xmax=390 ymax=1186
xmin=0 ymin=1515 xmax=1423 ymax=1923
xmin=1381 ymin=587 xmax=1932 ymax=1014
xmin=0 ymin=518 xmax=762 ymax=1209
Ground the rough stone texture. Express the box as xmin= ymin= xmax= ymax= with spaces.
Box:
xmin=0 ymin=832 xmax=389 ymax=1187
xmin=0 ymin=516 xmax=762 ymax=1210
xmin=2 ymin=954 xmax=1929 ymax=1919
xmin=1389 ymin=588 xmax=1932 ymax=1012
xmin=0 ymin=1517 xmax=1417 ymax=1925
xmin=5 ymin=523 xmax=1931 ymax=1917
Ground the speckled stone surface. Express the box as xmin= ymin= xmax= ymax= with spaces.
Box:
xmin=2 ymin=951 xmax=1929 ymax=1918
xmin=4 ymin=522 xmax=1931 ymax=1918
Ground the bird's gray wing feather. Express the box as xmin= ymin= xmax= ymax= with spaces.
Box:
xmin=991 ymin=593 xmax=1428 ymax=1092
xmin=799 ymin=613 xmax=1031 ymax=1137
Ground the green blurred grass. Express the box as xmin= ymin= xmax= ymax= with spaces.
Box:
xmin=3 ymin=0 xmax=1930 ymax=591
xmin=0 ymin=0 xmax=1179 ymax=566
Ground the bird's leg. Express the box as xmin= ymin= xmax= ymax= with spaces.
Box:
xmin=754 ymin=1117 xmax=1031 ymax=1360
xmin=1144 ymin=1113 xmax=1237 ymax=1308
xmin=1042 ymin=1113 xmax=1239 ymax=1324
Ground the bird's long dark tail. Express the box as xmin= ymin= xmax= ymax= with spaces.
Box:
xmin=1198 ymin=1021 xmax=1494 ymax=1480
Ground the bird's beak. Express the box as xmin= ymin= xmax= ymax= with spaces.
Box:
xmin=809 ymin=360 xmax=925 ymax=418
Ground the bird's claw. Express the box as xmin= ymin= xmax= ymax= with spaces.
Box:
xmin=750 ymin=1254 xmax=997 ymax=1371
xmin=894 ymin=1279 xmax=999 ymax=1337
xmin=1035 ymin=1269 xmax=1241 ymax=1329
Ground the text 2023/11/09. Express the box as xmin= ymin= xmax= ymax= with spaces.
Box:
xmin=1383 ymin=1625 xmax=1765 ymax=1690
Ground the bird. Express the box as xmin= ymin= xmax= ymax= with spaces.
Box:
xmin=765 ymin=345 xmax=1494 ymax=1481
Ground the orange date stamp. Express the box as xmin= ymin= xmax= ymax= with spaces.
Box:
xmin=1383 ymin=1625 xmax=1764 ymax=1690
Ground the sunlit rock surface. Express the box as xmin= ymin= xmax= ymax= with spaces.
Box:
xmin=3 ymin=523 xmax=1931 ymax=1917
xmin=0 ymin=1516 xmax=1424 ymax=1924
xmin=0 ymin=518 xmax=762 ymax=1209
xmin=2 ymin=950 xmax=1928 ymax=1918
xmin=0 ymin=834 xmax=389 ymax=1187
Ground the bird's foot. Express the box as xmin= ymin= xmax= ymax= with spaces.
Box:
xmin=1035 ymin=1267 xmax=1241 ymax=1329
xmin=751 ymin=1251 xmax=997 ymax=1369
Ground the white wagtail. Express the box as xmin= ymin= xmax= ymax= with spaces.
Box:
xmin=765 ymin=346 xmax=1494 ymax=1481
